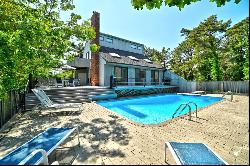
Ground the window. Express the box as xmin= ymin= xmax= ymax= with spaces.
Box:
xmin=114 ymin=66 xmax=128 ymax=85
xmin=151 ymin=70 xmax=159 ymax=85
xmin=128 ymin=56 xmax=139 ymax=61
xmin=131 ymin=44 xmax=137 ymax=49
xmin=137 ymin=46 xmax=142 ymax=50
xmin=99 ymin=36 xmax=104 ymax=41
xmin=106 ymin=38 xmax=113 ymax=43
xmin=135 ymin=68 xmax=146 ymax=85
xmin=144 ymin=59 xmax=152 ymax=63
xmin=85 ymin=51 xmax=90 ymax=59
xmin=110 ymin=53 xmax=121 ymax=58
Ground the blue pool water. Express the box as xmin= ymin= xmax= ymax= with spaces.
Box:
xmin=96 ymin=94 xmax=223 ymax=124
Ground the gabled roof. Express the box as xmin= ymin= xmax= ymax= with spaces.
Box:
xmin=99 ymin=48 xmax=162 ymax=69
xmin=100 ymin=46 xmax=145 ymax=59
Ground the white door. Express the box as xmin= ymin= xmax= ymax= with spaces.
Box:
xmin=78 ymin=73 xmax=88 ymax=86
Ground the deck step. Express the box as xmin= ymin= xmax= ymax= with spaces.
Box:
xmin=25 ymin=86 xmax=115 ymax=111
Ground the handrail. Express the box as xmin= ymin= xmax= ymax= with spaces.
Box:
xmin=222 ymin=91 xmax=233 ymax=101
xmin=187 ymin=101 xmax=198 ymax=118
xmin=19 ymin=149 xmax=49 ymax=165
xmin=172 ymin=103 xmax=188 ymax=119
xmin=172 ymin=101 xmax=198 ymax=121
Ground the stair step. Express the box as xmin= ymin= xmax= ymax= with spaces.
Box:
xmin=88 ymin=91 xmax=115 ymax=95
xmin=52 ymin=99 xmax=90 ymax=103
xmin=25 ymin=87 xmax=116 ymax=111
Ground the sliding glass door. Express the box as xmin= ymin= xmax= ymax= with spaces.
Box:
xmin=135 ymin=68 xmax=146 ymax=85
xmin=114 ymin=66 xmax=128 ymax=85
xmin=151 ymin=70 xmax=159 ymax=85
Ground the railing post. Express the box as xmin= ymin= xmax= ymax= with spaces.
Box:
xmin=188 ymin=105 xmax=192 ymax=121
xmin=230 ymin=91 xmax=233 ymax=102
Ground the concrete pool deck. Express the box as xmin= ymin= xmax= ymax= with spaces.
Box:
xmin=0 ymin=94 xmax=249 ymax=165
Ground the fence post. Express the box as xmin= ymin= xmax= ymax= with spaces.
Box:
xmin=10 ymin=90 xmax=12 ymax=118
xmin=0 ymin=100 xmax=3 ymax=128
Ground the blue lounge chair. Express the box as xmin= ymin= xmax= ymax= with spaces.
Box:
xmin=165 ymin=141 xmax=228 ymax=165
xmin=0 ymin=127 xmax=79 ymax=165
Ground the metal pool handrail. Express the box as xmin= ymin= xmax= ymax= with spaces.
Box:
xmin=222 ymin=91 xmax=233 ymax=102
xmin=172 ymin=103 xmax=188 ymax=119
xmin=187 ymin=101 xmax=198 ymax=118
xmin=172 ymin=102 xmax=198 ymax=121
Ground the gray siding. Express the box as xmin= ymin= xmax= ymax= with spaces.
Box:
xmin=100 ymin=33 xmax=144 ymax=55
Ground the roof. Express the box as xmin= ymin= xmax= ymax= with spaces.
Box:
xmin=100 ymin=32 xmax=144 ymax=47
xmin=99 ymin=47 xmax=162 ymax=69
xmin=100 ymin=46 xmax=145 ymax=59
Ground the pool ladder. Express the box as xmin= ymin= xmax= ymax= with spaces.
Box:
xmin=172 ymin=102 xmax=198 ymax=121
xmin=222 ymin=91 xmax=233 ymax=102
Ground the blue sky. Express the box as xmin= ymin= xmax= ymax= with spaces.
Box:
xmin=62 ymin=0 xmax=249 ymax=51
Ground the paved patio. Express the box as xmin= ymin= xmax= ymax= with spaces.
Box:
xmin=0 ymin=94 xmax=249 ymax=165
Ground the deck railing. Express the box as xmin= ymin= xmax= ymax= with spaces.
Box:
xmin=110 ymin=76 xmax=162 ymax=88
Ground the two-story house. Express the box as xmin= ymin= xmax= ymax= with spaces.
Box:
xmin=68 ymin=12 xmax=163 ymax=87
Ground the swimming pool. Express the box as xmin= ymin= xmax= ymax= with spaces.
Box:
xmin=96 ymin=94 xmax=223 ymax=124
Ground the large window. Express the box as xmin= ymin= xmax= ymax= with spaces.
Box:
xmin=151 ymin=70 xmax=159 ymax=85
xmin=99 ymin=36 xmax=104 ymax=41
xmin=114 ymin=66 xmax=128 ymax=85
xmin=106 ymin=38 xmax=113 ymax=43
xmin=131 ymin=44 xmax=137 ymax=49
xmin=135 ymin=68 xmax=146 ymax=85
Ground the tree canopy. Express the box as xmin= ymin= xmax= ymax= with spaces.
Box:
xmin=169 ymin=16 xmax=249 ymax=81
xmin=0 ymin=0 xmax=96 ymax=98
xmin=132 ymin=0 xmax=241 ymax=10
xmin=145 ymin=46 xmax=171 ymax=67
xmin=145 ymin=16 xmax=249 ymax=81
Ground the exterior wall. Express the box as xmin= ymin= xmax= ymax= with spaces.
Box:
xmin=67 ymin=57 xmax=90 ymax=68
xmin=104 ymin=64 xmax=114 ymax=86
xmin=159 ymin=71 xmax=163 ymax=85
xmin=164 ymin=70 xmax=188 ymax=92
xmin=82 ymin=41 xmax=91 ymax=59
xmin=100 ymin=33 xmax=144 ymax=55
xmin=146 ymin=69 xmax=151 ymax=85
xmin=99 ymin=57 xmax=106 ymax=86
xmin=128 ymin=68 xmax=135 ymax=86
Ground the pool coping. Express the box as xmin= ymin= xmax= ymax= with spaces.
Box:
xmin=93 ymin=94 xmax=226 ymax=127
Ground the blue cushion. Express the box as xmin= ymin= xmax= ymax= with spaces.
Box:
xmin=0 ymin=128 xmax=75 ymax=165
xmin=169 ymin=142 xmax=226 ymax=165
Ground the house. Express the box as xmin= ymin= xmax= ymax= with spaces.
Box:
xmin=68 ymin=12 xmax=163 ymax=87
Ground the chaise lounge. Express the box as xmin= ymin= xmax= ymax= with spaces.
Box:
xmin=32 ymin=88 xmax=82 ymax=110
xmin=165 ymin=141 xmax=228 ymax=165
xmin=0 ymin=127 xmax=79 ymax=165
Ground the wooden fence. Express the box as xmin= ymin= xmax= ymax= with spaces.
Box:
xmin=0 ymin=91 xmax=26 ymax=129
xmin=183 ymin=81 xmax=249 ymax=93
xmin=164 ymin=71 xmax=249 ymax=94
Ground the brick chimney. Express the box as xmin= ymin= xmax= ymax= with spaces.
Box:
xmin=90 ymin=11 xmax=100 ymax=86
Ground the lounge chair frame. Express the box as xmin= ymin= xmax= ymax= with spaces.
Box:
xmin=165 ymin=141 xmax=228 ymax=165
xmin=32 ymin=88 xmax=82 ymax=110
xmin=0 ymin=127 xmax=80 ymax=165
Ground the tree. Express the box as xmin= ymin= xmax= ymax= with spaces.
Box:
xmin=225 ymin=17 xmax=249 ymax=80
xmin=144 ymin=46 xmax=171 ymax=67
xmin=169 ymin=16 xmax=249 ymax=81
xmin=0 ymin=0 xmax=96 ymax=98
xmin=180 ymin=15 xmax=231 ymax=81
xmin=170 ymin=40 xmax=197 ymax=80
xmin=144 ymin=46 xmax=162 ymax=64
xmin=131 ymin=0 xmax=241 ymax=10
